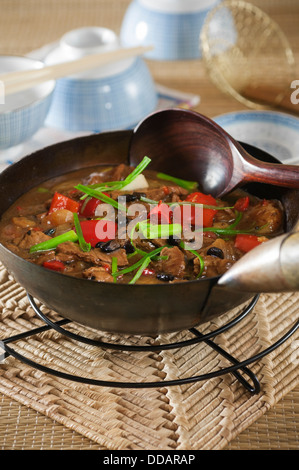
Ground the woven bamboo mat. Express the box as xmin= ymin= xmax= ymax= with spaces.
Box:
xmin=0 ymin=262 xmax=298 ymax=450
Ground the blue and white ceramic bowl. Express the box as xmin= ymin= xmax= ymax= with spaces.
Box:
xmin=44 ymin=27 xmax=158 ymax=132
xmin=120 ymin=0 xmax=222 ymax=60
xmin=0 ymin=56 xmax=55 ymax=149
xmin=214 ymin=110 xmax=299 ymax=165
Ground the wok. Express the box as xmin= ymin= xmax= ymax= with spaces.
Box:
xmin=0 ymin=130 xmax=298 ymax=335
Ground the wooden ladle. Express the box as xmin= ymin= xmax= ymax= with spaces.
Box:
xmin=129 ymin=108 xmax=299 ymax=197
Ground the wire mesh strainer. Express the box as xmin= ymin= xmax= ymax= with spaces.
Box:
xmin=200 ymin=0 xmax=296 ymax=112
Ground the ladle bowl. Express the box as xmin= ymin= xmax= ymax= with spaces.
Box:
xmin=129 ymin=108 xmax=299 ymax=197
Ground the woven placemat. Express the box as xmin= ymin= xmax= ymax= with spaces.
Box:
xmin=0 ymin=263 xmax=298 ymax=450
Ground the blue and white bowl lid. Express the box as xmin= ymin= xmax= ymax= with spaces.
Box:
xmin=44 ymin=27 xmax=136 ymax=79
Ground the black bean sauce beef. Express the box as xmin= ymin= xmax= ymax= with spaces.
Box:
xmin=0 ymin=159 xmax=284 ymax=284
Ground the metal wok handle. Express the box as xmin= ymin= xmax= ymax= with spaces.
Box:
xmin=218 ymin=232 xmax=299 ymax=293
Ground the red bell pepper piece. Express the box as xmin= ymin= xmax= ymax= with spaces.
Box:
xmin=79 ymin=219 xmax=117 ymax=247
xmin=184 ymin=192 xmax=217 ymax=227
xmin=234 ymin=234 xmax=267 ymax=253
xmin=48 ymin=192 xmax=80 ymax=214
xmin=148 ymin=202 xmax=172 ymax=224
xmin=79 ymin=194 xmax=109 ymax=218
xmin=142 ymin=268 xmax=155 ymax=276
xmin=234 ymin=196 xmax=250 ymax=212
xmin=43 ymin=260 xmax=65 ymax=272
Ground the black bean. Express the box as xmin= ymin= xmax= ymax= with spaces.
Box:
xmin=44 ymin=228 xmax=56 ymax=236
xmin=96 ymin=240 xmax=120 ymax=253
xmin=122 ymin=194 xmax=138 ymax=202
xmin=167 ymin=235 xmax=181 ymax=246
xmin=122 ymin=192 xmax=146 ymax=202
xmin=156 ymin=273 xmax=175 ymax=282
xmin=133 ymin=192 xmax=146 ymax=199
xmin=95 ymin=241 xmax=106 ymax=249
xmin=207 ymin=247 xmax=224 ymax=259
xmin=124 ymin=241 xmax=135 ymax=254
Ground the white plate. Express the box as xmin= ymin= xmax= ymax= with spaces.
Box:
xmin=213 ymin=110 xmax=299 ymax=165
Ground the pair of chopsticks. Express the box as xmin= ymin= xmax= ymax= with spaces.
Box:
xmin=0 ymin=45 xmax=153 ymax=96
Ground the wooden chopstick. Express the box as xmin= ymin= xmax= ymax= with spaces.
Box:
xmin=0 ymin=45 xmax=154 ymax=96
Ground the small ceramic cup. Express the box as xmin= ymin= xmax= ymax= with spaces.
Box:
xmin=0 ymin=56 xmax=55 ymax=149
xmin=120 ymin=0 xmax=222 ymax=60
xmin=44 ymin=27 xmax=158 ymax=132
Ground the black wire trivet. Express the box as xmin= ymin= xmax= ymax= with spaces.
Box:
xmin=1 ymin=293 xmax=298 ymax=395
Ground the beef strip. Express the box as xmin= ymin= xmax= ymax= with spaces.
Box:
xmin=83 ymin=266 xmax=114 ymax=283
xmin=243 ymin=200 xmax=283 ymax=234
xmin=11 ymin=216 xmax=37 ymax=229
xmin=194 ymin=255 xmax=233 ymax=278
xmin=56 ymin=242 xmax=128 ymax=266
xmin=18 ymin=231 xmax=51 ymax=249
xmin=160 ymin=246 xmax=186 ymax=278
xmin=141 ymin=184 xmax=189 ymax=202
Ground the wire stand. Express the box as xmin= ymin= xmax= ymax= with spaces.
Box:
xmin=1 ymin=293 xmax=298 ymax=395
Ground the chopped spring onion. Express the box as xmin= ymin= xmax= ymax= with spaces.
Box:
xmin=80 ymin=156 xmax=151 ymax=198
xmin=29 ymin=230 xmax=78 ymax=253
xmin=111 ymin=256 xmax=118 ymax=283
xmin=189 ymin=250 xmax=204 ymax=278
xmin=156 ymin=172 xmax=198 ymax=191
xmin=140 ymin=196 xmax=233 ymax=211
xmin=180 ymin=242 xmax=205 ymax=278
xmin=114 ymin=247 xmax=165 ymax=277
xmin=128 ymin=256 xmax=152 ymax=285
xmin=138 ymin=221 xmax=182 ymax=239
xmin=140 ymin=196 xmax=158 ymax=205
xmin=121 ymin=156 xmax=151 ymax=187
xmin=173 ymin=202 xmax=234 ymax=210
xmin=37 ymin=187 xmax=50 ymax=193
xmin=228 ymin=211 xmax=243 ymax=229
xmin=75 ymin=185 xmax=127 ymax=212
xmin=73 ymin=213 xmax=91 ymax=252
xmin=202 ymin=227 xmax=254 ymax=236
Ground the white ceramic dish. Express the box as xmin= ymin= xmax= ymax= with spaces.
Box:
xmin=214 ymin=110 xmax=299 ymax=165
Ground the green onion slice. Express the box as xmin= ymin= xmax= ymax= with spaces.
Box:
xmin=228 ymin=211 xmax=243 ymax=229
xmin=138 ymin=221 xmax=182 ymax=239
xmin=75 ymin=185 xmax=127 ymax=213
xmin=128 ymin=256 xmax=152 ymax=285
xmin=79 ymin=156 xmax=151 ymax=198
xmin=156 ymin=172 xmax=198 ymax=191
xmin=114 ymin=246 xmax=164 ymax=278
xmin=189 ymin=250 xmax=205 ymax=278
xmin=121 ymin=156 xmax=151 ymax=188
xmin=73 ymin=213 xmax=91 ymax=252
xmin=37 ymin=187 xmax=50 ymax=193
xmin=139 ymin=196 xmax=233 ymax=211
xmin=29 ymin=230 xmax=78 ymax=253
xmin=111 ymin=257 xmax=118 ymax=283
xmin=180 ymin=242 xmax=205 ymax=279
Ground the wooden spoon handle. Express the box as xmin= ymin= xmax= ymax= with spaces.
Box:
xmin=242 ymin=156 xmax=299 ymax=189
